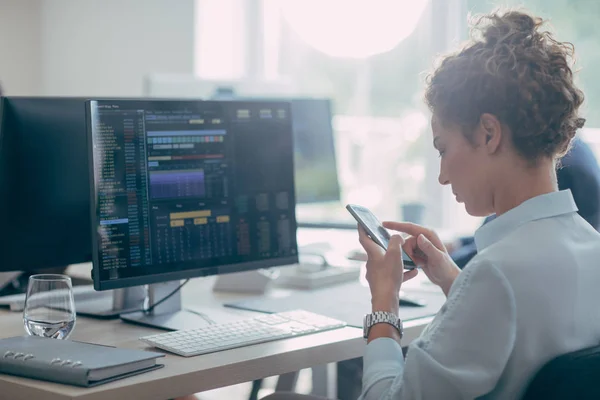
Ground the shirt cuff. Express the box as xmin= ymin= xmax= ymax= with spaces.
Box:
xmin=360 ymin=338 xmax=405 ymax=399
xmin=365 ymin=337 xmax=404 ymax=366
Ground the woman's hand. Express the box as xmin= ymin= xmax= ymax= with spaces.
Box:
xmin=444 ymin=239 xmax=462 ymax=254
xmin=383 ymin=221 xmax=460 ymax=297
xmin=358 ymin=227 xmax=419 ymax=314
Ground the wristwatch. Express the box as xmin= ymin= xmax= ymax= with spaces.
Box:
xmin=363 ymin=311 xmax=403 ymax=340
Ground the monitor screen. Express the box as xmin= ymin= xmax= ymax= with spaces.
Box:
xmin=289 ymin=99 xmax=340 ymax=204
xmin=232 ymin=98 xmax=340 ymax=204
xmin=88 ymin=100 xmax=299 ymax=290
xmin=0 ymin=97 xmax=92 ymax=272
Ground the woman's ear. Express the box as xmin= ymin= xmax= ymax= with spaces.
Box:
xmin=479 ymin=113 xmax=502 ymax=154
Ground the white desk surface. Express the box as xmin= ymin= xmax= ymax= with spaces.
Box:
xmin=0 ymin=263 xmax=439 ymax=400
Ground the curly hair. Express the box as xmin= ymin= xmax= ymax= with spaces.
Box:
xmin=425 ymin=9 xmax=585 ymax=161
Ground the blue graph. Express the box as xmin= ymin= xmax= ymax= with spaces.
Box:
xmin=149 ymin=169 xmax=206 ymax=199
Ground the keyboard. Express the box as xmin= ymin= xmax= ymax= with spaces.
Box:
xmin=140 ymin=310 xmax=347 ymax=357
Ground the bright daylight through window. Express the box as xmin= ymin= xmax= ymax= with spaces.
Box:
xmin=193 ymin=0 xmax=600 ymax=234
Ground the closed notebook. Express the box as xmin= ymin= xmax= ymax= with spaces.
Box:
xmin=0 ymin=335 xmax=165 ymax=387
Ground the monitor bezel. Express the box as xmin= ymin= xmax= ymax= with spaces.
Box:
xmin=86 ymin=99 xmax=299 ymax=291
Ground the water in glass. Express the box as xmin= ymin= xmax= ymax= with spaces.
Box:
xmin=23 ymin=274 xmax=76 ymax=340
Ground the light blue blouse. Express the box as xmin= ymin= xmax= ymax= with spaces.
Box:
xmin=360 ymin=190 xmax=600 ymax=399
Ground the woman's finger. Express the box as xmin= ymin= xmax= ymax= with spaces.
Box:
xmin=384 ymin=234 xmax=404 ymax=263
xmin=383 ymin=221 xmax=430 ymax=236
xmin=403 ymin=236 xmax=427 ymax=265
xmin=358 ymin=226 xmax=384 ymax=258
xmin=383 ymin=221 xmax=444 ymax=249
xmin=402 ymin=268 xmax=419 ymax=282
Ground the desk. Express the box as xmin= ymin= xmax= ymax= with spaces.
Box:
xmin=0 ymin=274 xmax=436 ymax=400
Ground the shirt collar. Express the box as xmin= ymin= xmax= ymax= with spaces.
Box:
xmin=474 ymin=190 xmax=578 ymax=251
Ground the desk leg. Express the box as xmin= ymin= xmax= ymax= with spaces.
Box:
xmin=311 ymin=363 xmax=336 ymax=398
xmin=275 ymin=371 xmax=300 ymax=392
xmin=249 ymin=379 xmax=264 ymax=400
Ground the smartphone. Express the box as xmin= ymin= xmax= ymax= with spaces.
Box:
xmin=346 ymin=204 xmax=416 ymax=269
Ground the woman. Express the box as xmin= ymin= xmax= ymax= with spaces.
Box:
xmin=356 ymin=9 xmax=600 ymax=400
xmin=267 ymin=8 xmax=600 ymax=400
xmin=447 ymin=136 xmax=600 ymax=269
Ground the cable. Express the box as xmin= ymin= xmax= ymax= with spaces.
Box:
xmin=120 ymin=279 xmax=191 ymax=316
xmin=186 ymin=308 xmax=216 ymax=325
xmin=120 ymin=279 xmax=216 ymax=325
xmin=143 ymin=279 xmax=190 ymax=314
xmin=142 ymin=280 xmax=215 ymax=325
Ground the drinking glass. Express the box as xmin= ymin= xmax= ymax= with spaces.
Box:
xmin=23 ymin=274 xmax=76 ymax=339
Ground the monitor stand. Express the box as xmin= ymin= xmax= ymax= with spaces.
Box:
xmin=120 ymin=281 xmax=215 ymax=331
xmin=75 ymin=286 xmax=147 ymax=319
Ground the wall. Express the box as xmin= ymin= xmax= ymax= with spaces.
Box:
xmin=0 ymin=0 xmax=42 ymax=95
xmin=40 ymin=0 xmax=195 ymax=97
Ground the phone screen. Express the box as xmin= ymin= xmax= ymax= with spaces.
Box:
xmin=346 ymin=204 xmax=416 ymax=268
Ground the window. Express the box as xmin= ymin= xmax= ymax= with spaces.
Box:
xmin=192 ymin=0 xmax=494 ymax=233
xmin=267 ymin=0 xmax=439 ymax=226
xmin=193 ymin=0 xmax=600 ymax=235
xmin=467 ymin=0 xmax=600 ymax=157
xmin=194 ymin=0 xmax=245 ymax=79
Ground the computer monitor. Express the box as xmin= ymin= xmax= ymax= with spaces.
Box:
xmin=88 ymin=99 xmax=298 ymax=330
xmin=220 ymin=97 xmax=341 ymax=205
xmin=282 ymin=98 xmax=341 ymax=204
xmin=0 ymin=97 xmax=92 ymax=272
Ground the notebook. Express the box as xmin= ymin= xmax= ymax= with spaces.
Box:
xmin=0 ymin=336 xmax=165 ymax=387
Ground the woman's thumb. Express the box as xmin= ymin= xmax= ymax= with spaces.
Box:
xmin=417 ymin=234 xmax=440 ymax=258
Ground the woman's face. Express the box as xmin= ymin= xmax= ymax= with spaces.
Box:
xmin=431 ymin=115 xmax=495 ymax=217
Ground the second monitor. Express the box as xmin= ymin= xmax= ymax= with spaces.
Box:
xmin=221 ymin=96 xmax=341 ymax=205
xmin=279 ymin=98 xmax=340 ymax=204
xmin=88 ymin=99 xmax=298 ymax=329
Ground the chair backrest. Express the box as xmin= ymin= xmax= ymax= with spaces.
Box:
xmin=522 ymin=344 xmax=600 ymax=400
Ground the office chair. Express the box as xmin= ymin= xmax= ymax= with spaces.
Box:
xmin=522 ymin=344 xmax=600 ymax=399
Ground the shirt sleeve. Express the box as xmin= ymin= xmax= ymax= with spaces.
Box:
xmin=359 ymin=261 xmax=517 ymax=400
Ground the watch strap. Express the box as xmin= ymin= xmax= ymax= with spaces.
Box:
xmin=363 ymin=311 xmax=403 ymax=339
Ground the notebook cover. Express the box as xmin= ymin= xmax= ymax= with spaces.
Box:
xmin=0 ymin=336 xmax=164 ymax=387
xmin=86 ymin=364 xmax=165 ymax=388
